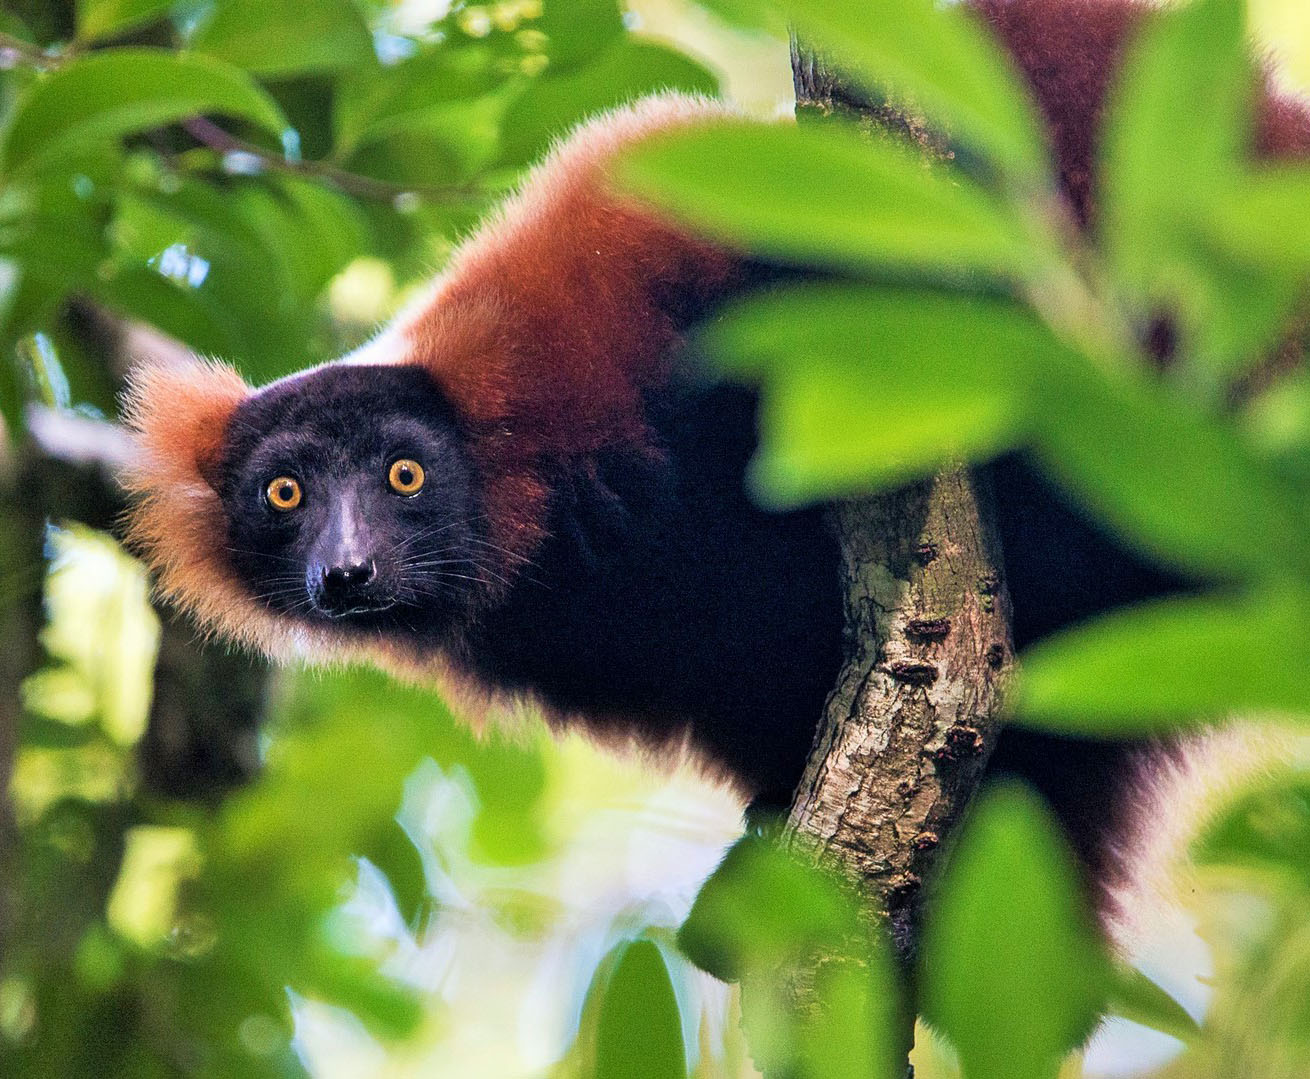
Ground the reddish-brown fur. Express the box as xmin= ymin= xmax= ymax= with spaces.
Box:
xmin=392 ymin=96 xmax=746 ymax=563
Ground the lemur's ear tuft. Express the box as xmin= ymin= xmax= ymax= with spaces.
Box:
xmin=121 ymin=356 xmax=249 ymax=494
xmin=119 ymin=355 xmax=284 ymax=654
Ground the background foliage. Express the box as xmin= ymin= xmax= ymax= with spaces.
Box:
xmin=1 ymin=0 xmax=1310 ymax=1077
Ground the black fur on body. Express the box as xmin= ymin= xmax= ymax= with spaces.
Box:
xmin=215 ymin=349 xmax=1185 ymax=887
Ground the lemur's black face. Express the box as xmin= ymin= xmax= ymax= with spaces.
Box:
xmin=216 ymin=364 xmax=483 ymax=635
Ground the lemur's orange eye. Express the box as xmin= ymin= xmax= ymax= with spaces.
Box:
xmin=266 ymin=476 xmax=303 ymax=511
xmin=388 ymin=458 xmax=425 ymax=496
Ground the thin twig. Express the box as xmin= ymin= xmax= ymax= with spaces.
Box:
xmin=0 ymin=31 xmax=56 ymax=67
xmin=181 ymin=116 xmax=486 ymax=205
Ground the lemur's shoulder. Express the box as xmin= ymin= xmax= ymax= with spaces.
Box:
xmin=346 ymin=93 xmax=750 ymax=561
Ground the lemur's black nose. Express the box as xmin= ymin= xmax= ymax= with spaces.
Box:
xmin=324 ymin=561 xmax=375 ymax=592
xmin=314 ymin=560 xmax=378 ymax=614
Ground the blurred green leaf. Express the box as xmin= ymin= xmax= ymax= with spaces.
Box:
xmin=535 ymin=0 xmax=624 ymax=70
xmin=619 ymin=122 xmax=1035 ymax=279
xmin=1195 ymin=773 xmax=1310 ymax=887
xmin=1036 ymin=358 xmax=1310 ymax=581
xmin=684 ymin=0 xmax=786 ymax=35
xmin=76 ymin=0 xmax=174 ymax=42
xmin=342 ymin=92 xmax=507 ymax=188
xmin=233 ymin=176 xmax=370 ymax=302
xmin=921 ymin=783 xmax=1111 ymax=1079
xmin=190 ymin=0 xmax=373 ymax=78
xmin=89 ymin=263 xmax=239 ymax=358
xmin=334 ymin=47 xmax=507 ymax=154
xmin=1 ymin=49 xmax=288 ymax=177
xmin=587 ymin=938 xmax=687 ymax=1079
xmin=499 ymin=38 xmax=717 ymax=167
xmin=1108 ymin=964 xmax=1201 ymax=1045
xmin=1104 ymin=0 xmax=1250 ymax=217
xmin=1102 ymin=0 xmax=1263 ymax=386
xmin=783 ymin=0 xmax=1047 ymax=182
xmin=704 ymin=285 xmax=1065 ymax=502
xmin=1210 ymin=167 xmax=1310 ymax=272
xmin=678 ymin=833 xmax=900 ymax=1079
xmin=169 ymin=666 xmax=547 ymax=1056
xmin=1016 ymin=589 xmax=1310 ymax=730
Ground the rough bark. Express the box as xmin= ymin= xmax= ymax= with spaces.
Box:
xmin=785 ymin=474 xmax=1014 ymax=951
xmin=778 ymin=44 xmax=1018 ymax=1072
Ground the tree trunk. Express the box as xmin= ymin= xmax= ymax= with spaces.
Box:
xmin=780 ymin=46 xmax=1018 ymax=1071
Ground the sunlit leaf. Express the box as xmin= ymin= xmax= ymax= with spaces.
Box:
xmin=1195 ymin=773 xmax=1310 ymax=887
xmin=679 ymin=833 xmax=901 ymax=1079
xmin=589 ymin=938 xmax=687 ymax=1079
xmin=1108 ymin=964 xmax=1202 ymax=1045
xmin=76 ymin=0 xmax=174 ymax=42
xmin=1017 ymin=589 xmax=1310 ymax=730
xmin=783 ymin=0 xmax=1047 ymax=182
xmin=499 ymin=39 xmax=718 ymax=167
xmin=1 ymin=49 xmax=288 ymax=177
xmin=921 ymin=783 xmax=1111 ymax=1079
xmin=190 ymin=0 xmax=373 ymax=77
xmin=620 ymin=122 xmax=1036 ymax=278
xmin=702 ymin=285 xmax=1067 ymax=502
xmin=1035 ymin=358 xmax=1310 ymax=581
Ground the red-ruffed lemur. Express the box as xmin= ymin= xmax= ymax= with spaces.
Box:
xmin=124 ymin=0 xmax=1310 ymax=927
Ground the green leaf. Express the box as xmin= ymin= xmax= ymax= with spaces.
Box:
xmin=1 ymin=49 xmax=288 ymax=178
xmin=619 ymin=122 xmax=1036 ymax=280
xmin=535 ymin=0 xmax=624 ymax=71
xmin=920 ymin=783 xmax=1111 ymax=1079
xmin=683 ymin=0 xmax=786 ymax=35
xmin=89 ymin=263 xmax=239 ymax=359
xmin=499 ymin=38 xmax=718 ymax=167
xmin=190 ymin=0 xmax=373 ymax=77
xmin=187 ymin=667 xmax=547 ymax=1046
xmin=782 ymin=0 xmax=1047 ymax=182
xmin=334 ymin=47 xmax=507 ymax=154
xmin=703 ymin=285 xmax=1065 ymax=503
xmin=1195 ymin=774 xmax=1310 ymax=886
xmin=1101 ymin=0 xmax=1261 ymax=386
xmin=76 ymin=0 xmax=175 ymax=42
xmin=342 ymin=92 xmax=507 ymax=188
xmin=1210 ymin=166 xmax=1310 ymax=272
xmin=678 ymin=833 xmax=901 ymax=1079
xmin=1105 ymin=0 xmax=1250 ymax=200
xmin=1108 ymin=964 xmax=1202 ymax=1045
xmin=1016 ymin=589 xmax=1310 ymax=732
xmin=588 ymin=939 xmax=687 ymax=1079
xmin=1035 ymin=358 xmax=1310 ymax=581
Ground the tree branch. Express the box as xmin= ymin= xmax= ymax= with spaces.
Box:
xmin=785 ymin=473 xmax=1014 ymax=953
xmin=776 ymin=44 xmax=1018 ymax=1072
